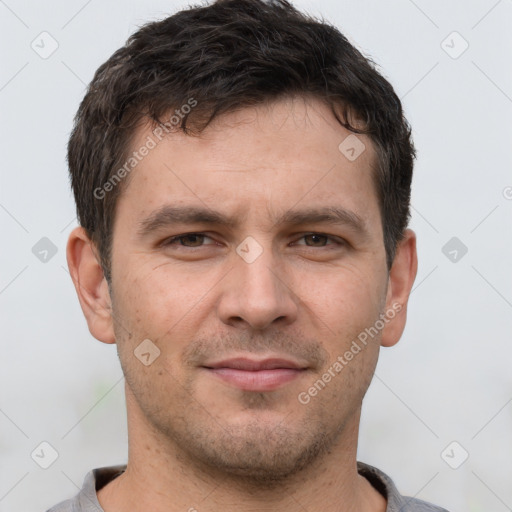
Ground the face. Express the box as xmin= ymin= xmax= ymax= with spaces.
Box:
xmin=106 ymin=97 xmax=393 ymax=483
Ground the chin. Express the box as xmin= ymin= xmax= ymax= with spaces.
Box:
xmin=179 ymin=419 xmax=333 ymax=488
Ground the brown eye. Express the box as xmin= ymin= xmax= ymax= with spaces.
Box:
xmin=163 ymin=233 xmax=215 ymax=247
xmin=292 ymin=233 xmax=346 ymax=250
xmin=177 ymin=234 xmax=205 ymax=247
xmin=302 ymin=233 xmax=329 ymax=247
xmin=303 ymin=234 xmax=329 ymax=247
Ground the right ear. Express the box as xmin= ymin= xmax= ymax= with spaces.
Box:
xmin=66 ymin=226 xmax=116 ymax=344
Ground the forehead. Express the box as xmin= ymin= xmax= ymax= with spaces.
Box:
xmin=115 ymin=97 xmax=381 ymax=234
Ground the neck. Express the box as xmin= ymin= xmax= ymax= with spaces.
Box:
xmin=97 ymin=394 xmax=386 ymax=512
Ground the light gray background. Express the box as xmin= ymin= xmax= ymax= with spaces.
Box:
xmin=1 ymin=1 xmax=511 ymax=511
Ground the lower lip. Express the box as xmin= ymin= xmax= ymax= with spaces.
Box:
xmin=205 ymin=368 xmax=305 ymax=391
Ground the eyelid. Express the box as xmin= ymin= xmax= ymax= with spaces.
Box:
xmin=161 ymin=231 xmax=346 ymax=248
xmin=161 ymin=232 xmax=217 ymax=247
xmin=292 ymin=232 xmax=344 ymax=246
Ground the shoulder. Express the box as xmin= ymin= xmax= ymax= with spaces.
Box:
xmin=397 ymin=496 xmax=451 ymax=511
xmin=357 ymin=461 xmax=451 ymax=512
xmin=45 ymin=465 xmax=126 ymax=512
xmin=45 ymin=498 xmax=76 ymax=512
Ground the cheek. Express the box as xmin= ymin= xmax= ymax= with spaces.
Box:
xmin=112 ymin=260 xmax=220 ymax=363
xmin=115 ymin=258 xmax=193 ymax=323
xmin=298 ymin=265 xmax=385 ymax=340
xmin=140 ymin=263 xmax=219 ymax=327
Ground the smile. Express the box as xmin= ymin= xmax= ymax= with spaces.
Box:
xmin=202 ymin=357 xmax=308 ymax=391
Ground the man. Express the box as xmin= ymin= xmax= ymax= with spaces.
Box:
xmin=48 ymin=0 xmax=449 ymax=510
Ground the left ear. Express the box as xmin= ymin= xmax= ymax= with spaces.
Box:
xmin=380 ymin=228 xmax=418 ymax=348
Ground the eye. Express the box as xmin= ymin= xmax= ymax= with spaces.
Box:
xmin=294 ymin=233 xmax=343 ymax=247
xmin=163 ymin=233 xmax=216 ymax=247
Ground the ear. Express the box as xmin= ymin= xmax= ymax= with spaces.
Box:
xmin=380 ymin=229 xmax=418 ymax=348
xmin=66 ymin=226 xmax=116 ymax=344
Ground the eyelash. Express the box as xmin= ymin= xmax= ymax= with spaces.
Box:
xmin=162 ymin=232 xmax=345 ymax=249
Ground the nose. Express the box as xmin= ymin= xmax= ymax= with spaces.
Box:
xmin=217 ymin=245 xmax=298 ymax=331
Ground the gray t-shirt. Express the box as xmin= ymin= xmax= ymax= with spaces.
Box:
xmin=46 ymin=462 xmax=450 ymax=511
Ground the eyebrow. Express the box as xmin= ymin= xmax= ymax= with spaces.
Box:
xmin=137 ymin=205 xmax=368 ymax=239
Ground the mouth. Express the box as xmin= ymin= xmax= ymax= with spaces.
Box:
xmin=201 ymin=357 xmax=308 ymax=391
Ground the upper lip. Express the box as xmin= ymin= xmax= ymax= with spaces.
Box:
xmin=203 ymin=357 xmax=307 ymax=371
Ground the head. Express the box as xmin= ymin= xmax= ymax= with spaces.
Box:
xmin=67 ymin=0 xmax=417 ymax=486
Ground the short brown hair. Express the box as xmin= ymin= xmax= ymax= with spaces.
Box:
xmin=67 ymin=0 xmax=415 ymax=282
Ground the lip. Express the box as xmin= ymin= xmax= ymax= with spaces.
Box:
xmin=202 ymin=357 xmax=308 ymax=391
xmin=204 ymin=357 xmax=305 ymax=371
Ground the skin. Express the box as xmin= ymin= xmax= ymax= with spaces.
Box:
xmin=67 ymin=96 xmax=417 ymax=512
